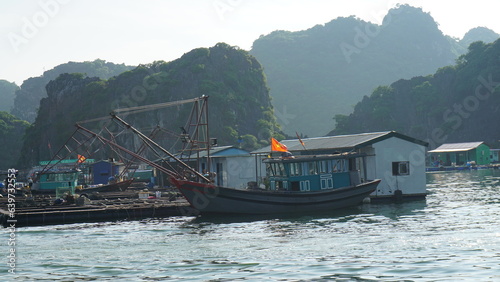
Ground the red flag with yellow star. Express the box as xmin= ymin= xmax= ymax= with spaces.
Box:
xmin=271 ymin=137 xmax=288 ymax=152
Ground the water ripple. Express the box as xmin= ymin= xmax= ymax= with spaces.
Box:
xmin=5 ymin=170 xmax=500 ymax=281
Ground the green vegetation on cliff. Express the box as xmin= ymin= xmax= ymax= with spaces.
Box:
xmin=11 ymin=59 xmax=134 ymax=123
xmin=330 ymin=39 xmax=500 ymax=148
xmin=17 ymin=43 xmax=283 ymax=168
xmin=460 ymin=27 xmax=500 ymax=48
xmin=250 ymin=4 xmax=499 ymax=137
xmin=0 ymin=112 xmax=30 ymax=169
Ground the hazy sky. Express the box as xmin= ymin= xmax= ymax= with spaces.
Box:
xmin=2 ymin=0 xmax=500 ymax=85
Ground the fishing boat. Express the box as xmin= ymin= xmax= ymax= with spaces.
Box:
xmin=79 ymin=178 xmax=134 ymax=193
xmin=69 ymin=96 xmax=380 ymax=215
xmin=170 ymin=152 xmax=380 ymax=214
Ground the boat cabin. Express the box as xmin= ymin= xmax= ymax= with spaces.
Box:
xmin=264 ymin=153 xmax=362 ymax=192
xmin=253 ymin=131 xmax=428 ymax=200
xmin=33 ymin=170 xmax=80 ymax=192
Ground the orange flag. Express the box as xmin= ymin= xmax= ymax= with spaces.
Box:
xmin=271 ymin=137 xmax=288 ymax=152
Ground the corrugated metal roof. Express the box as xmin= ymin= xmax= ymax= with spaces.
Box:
xmin=190 ymin=146 xmax=250 ymax=158
xmin=428 ymin=142 xmax=484 ymax=153
xmin=251 ymin=131 xmax=428 ymax=154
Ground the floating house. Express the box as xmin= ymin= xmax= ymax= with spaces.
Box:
xmin=252 ymin=131 xmax=428 ymax=200
xmin=490 ymin=149 xmax=500 ymax=164
xmin=189 ymin=146 xmax=257 ymax=189
xmin=92 ymin=159 xmax=124 ymax=185
xmin=31 ymin=158 xmax=95 ymax=192
xmin=33 ymin=170 xmax=80 ymax=193
xmin=428 ymin=142 xmax=490 ymax=167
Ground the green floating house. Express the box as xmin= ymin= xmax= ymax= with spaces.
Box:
xmin=428 ymin=142 xmax=490 ymax=166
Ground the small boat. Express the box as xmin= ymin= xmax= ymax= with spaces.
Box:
xmin=79 ymin=179 xmax=134 ymax=193
xmin=171 ymin=152 xmax=380 ymax=214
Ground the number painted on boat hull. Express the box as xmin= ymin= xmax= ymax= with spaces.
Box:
xmin=320 ymin=174 xmax=334 ymax=189
xmin=300 ymin=180 xmax=310 ymax=191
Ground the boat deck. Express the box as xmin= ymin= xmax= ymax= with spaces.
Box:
xmin=0 ymin=190 xmax=192 ymax=227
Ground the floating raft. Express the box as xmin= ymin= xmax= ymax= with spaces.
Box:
xmin=0 ymin=192 xmax=194 ymax=228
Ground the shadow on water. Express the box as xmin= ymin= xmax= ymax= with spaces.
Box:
xmin=185 ymin=199 xmax=428 ymax=226
xmin=426 ymin=168 xmax=500 ymax=185
xmin=187 ymin=207 xmax=362 ymax=225
xmin=360 ymin=199 xmax=428 ymax=220
xmin=178 ymin=200 xmax=429 ymax=238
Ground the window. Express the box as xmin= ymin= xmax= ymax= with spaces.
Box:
xmin=290 ymin=162 xmax=302 ymax=176
xmin=319 ymin=161 xmax=328 ymax=174
xmin=277 ymin=163 xmax=286 ymax=176
xmin=266 ymin=163 xmax=275 ymax=176
xmin=392 ymin=161 xmax=410 ymax=176
xmin=307 ymin=162 xmax=317 ymax=175
xmin=267 ymin=163 xmax=286 ymax=177
xmin=332 ymin=159 xmax=346 ymax=172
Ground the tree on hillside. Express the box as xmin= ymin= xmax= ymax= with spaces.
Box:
xmin=0 ymin=112 xmax=30 ymax=169
xmin=11 ymin=59 xmax=134 ymax=122
xmin=330 ymin=38 xmax=500 ymax=149
xmin=17 ymin=44 xmax=284 ymax=168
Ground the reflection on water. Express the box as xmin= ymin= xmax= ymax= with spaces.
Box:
xmin=7 ymin=170 xmax=500 ymax=281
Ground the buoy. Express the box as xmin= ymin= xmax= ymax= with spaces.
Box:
xmin=394 ymin=189 xmax=403 ymax=201
xmin=362 ymin=197 xmax=371 ymax=204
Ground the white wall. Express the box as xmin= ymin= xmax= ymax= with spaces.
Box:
xmin=369 ymin=137 xmax=427 ymax=197
xmin=213 ymin=156 xmax=257 ymax=189
xmin=360 ymin=146 xmax=376 ymax=181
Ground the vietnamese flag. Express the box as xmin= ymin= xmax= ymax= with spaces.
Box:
xmin=271 ymin=137 xmax=288 ymax=152
xmin=77 ymin=154 xmax=86 ymax=163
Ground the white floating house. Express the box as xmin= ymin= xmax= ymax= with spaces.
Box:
xmin=192 ymin=145 xmax=257 ymax=189
xmin=252 ymin=131 xmax=428 ymax=201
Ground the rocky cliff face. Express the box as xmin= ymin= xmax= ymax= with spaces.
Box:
xmin=11 ymin=59 xmax=133 ymax=123
xmin=0 ymin=112 xmax=29 ymax=169
xmin=250 ymin=4 xmax=499 ymax=137
xmin=18 ymin=43 xmax=282 ymax=167
xmin=330 ymin=39 xmax=500 ymax=149
xmin=0 ymin=80 xmax=19 ymax=113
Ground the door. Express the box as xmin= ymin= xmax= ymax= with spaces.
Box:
xmin=216 ymin=163 xmax=223 ymax=186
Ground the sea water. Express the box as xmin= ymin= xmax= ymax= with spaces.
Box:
xmin=3 ymin=169 xmax=499 ymax=281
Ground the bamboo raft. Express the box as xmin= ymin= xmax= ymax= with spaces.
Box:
xmin=0 ymin=191 xmax=194 ymax=228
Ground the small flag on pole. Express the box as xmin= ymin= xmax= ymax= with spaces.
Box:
xmin=296 ymin=132 xmax=306 ymax=150
xmin=271 ymin=137 xmax=288 ymax=152
xmin=77 ymin=154 xmax=86 ymax=163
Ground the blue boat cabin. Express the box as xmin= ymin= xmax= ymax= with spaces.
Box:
xmin=264 ymin=154 xmax=360 ymax=191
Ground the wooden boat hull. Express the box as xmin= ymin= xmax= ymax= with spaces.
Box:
xmin=171 ymin=178 xmax=380 ymax=214
xmin=80 ymin=179 xmax=134 ymax=193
